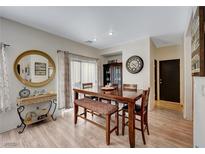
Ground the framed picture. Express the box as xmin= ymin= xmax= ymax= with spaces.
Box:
xmin=191 ymin=6 xmax=205 ymax=76
xmin=35 ymin=62 xmax=47 ymax=76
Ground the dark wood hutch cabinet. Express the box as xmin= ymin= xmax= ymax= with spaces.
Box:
xmin=191 ymin=6 xmax=205 ymax=76
xmin=103 ymin=63 xmax=122 ymax=86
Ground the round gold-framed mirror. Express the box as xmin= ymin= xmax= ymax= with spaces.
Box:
xmin=14 ymin=50 xmax=56 ymax=87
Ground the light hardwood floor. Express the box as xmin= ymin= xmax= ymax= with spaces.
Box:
xmin=0 ymin=107 xmax=193 ymax=148
xmin=155 ymin=100 xmax=183 ymax=112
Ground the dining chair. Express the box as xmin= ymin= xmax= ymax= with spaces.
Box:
xmin=82 ymin=82 xmax=98 ymax=116
xmin=82 ymin=82 xmax=98 ymax=100
xmin=121 ymin=87 xmax=150 ymax=145
xmin=123 ymin=84 xmax=137 ymax=91
xmin=82 ymin=82 xmax=93 ymax=89
xmin=117 ymin=84 xmax=138 ymax=112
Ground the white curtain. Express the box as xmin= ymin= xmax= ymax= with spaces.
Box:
xmin=0 ymin=43 xmax=11 ymax=113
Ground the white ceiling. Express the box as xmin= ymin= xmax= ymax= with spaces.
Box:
xmin=0 ymin=6 xmax=190 ymax=49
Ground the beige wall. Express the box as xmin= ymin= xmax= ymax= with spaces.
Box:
xmin=0 ymin=17 xmax=100 ymax=133
xmin=183 ymin=7 xmax=194 ymax=121
xmin=154 ymin=45 xmax=184 ymax=104
xmin=193 ymin=77 xmax=205 ymax=147
xmin=184 ymin=24 xmax=192 ymax=120
xmin=0 ymin=19 xmax=2 ymax=41
xmin=150 ymin=39 xmax=156 ymax=109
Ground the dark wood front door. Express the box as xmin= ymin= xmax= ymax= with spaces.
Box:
xmin=159 ymin=59 xmax=180 ymax=103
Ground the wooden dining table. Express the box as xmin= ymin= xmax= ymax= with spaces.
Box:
xmin=73 ymin=86 xmax=143 ymax=148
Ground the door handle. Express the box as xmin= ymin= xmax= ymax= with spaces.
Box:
xmin=160 ymin=79 xmax=163 ymax=84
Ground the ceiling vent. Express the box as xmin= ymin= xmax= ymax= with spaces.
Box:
xmin=85 ymin=40 xmax=93 ymax=44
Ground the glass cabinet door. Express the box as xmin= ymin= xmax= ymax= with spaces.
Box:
xmin=111 ymin=65 xmax=122 ymax=85
xmin=103 ymin=63 xmax=122 ymax=86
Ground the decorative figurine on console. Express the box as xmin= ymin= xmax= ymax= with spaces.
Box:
xmin=19 ymin=87 xmax=30 ymax=98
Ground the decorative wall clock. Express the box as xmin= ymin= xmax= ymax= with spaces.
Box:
xmin=126 ymin=55 xmax=144 ymax=74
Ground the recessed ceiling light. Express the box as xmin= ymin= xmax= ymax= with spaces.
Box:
xmin=109 ymin=32 xmax=113 ymax=36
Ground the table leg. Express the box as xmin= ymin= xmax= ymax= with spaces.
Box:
xmin=17 ymin=106 xmax=26 ymax=134
xmin=74 ymin=91 xmax=79 ymax=124
xmin=51 ymin=99 xmax=57 ymax=121
xmin=128 ymin=101 xmax=135 ymax=148
xmin=46 ymin=100 xmax=53 ymax=115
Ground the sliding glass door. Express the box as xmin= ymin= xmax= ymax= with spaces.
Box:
xmin=71 ymin=61 xmax=81 ymax=89
xmin=81 ymin=61 xmax=97 ymax=85
xmin=71 ymin=60 xmax=97 ymax=103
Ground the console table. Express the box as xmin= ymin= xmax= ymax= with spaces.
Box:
xmin=16 ymin=93 xmax=57 ymax=133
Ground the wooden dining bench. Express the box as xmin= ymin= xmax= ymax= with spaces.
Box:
xmin=74 ymin=98 xmax=119 ymax=145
